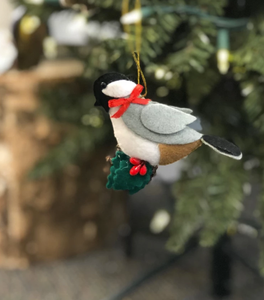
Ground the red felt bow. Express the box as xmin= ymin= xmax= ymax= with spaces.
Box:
xmin=108 ymin=84 xmax=150 ymax=118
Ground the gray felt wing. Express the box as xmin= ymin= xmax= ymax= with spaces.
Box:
xmin=140 ymin=103 xmax=197 ymax=134
xmin=173 ymin=107 xmax=193 ymax=114
xmin=122 ymin=103 xmax=203 ymax=145
xmin=151 ymin=102 xmax=193 ymax=114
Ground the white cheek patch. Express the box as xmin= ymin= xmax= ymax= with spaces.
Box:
xmin=102 ymin=80 xmax=137 ymax=98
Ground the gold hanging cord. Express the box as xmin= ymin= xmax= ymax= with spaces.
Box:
xmin=122 ymin=0 xmax=147 ymax=96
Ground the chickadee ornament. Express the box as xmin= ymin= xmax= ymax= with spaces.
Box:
xmin=94 ymin=72 xmax=242 ymax=194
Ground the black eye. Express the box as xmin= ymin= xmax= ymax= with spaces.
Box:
xmin=101 ymin=82 xmax=107 ymax=89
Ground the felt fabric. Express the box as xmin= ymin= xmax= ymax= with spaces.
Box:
xmin=151 ymin=102 xmax=193 ymax=114
xmin=158 ymin=140 xmax=202 ymax=165
xmin=201 ymin=135 xmax=242 ymax=160
xmin=110 ymin=107 xmax=160 ymax=166
xmin=109 ymin=84 xmax=150 ymax=118
xmin=121 ymin=103 xmax=203 ymax=145
xmin=172 ymin=107 xmax=193 ymax=114
xmin=93 ymin=72 xmax=130 ymax=112
xmin=141 ymin=102 xmax=196 ymax=134
xmin=188 ymin=118 xmax=202 ymax=131
xmin=94 ymin=73 xmax=242 ymax=164
xmin=106 ymin=150 xmax=154 ymax=194
xmin=102 ymin=79 xmax=137 ymax=98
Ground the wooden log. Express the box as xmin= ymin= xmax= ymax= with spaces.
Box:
xmin=0 ymin=60 xmax=126 ymax=268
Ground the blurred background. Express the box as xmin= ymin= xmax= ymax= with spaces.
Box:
xmin=0 ymin=0 xmax=263 ymax=299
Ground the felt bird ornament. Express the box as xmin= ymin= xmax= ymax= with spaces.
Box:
xmin=94 ymin=72 xmax=242 ymax=193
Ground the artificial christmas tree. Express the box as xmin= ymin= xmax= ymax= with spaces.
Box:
xmin=10 ymin=0 xmax=264 ymax=276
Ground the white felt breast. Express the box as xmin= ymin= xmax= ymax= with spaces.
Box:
xmin=103 ymin=80 xmax=136 ymax=98
xmin=110 ymin=107 xmax=160 ymax=166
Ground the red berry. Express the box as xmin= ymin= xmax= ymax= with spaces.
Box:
xmin=130 ymin=165 xmax=141 ymax=176
xmin=139 ymin=164 xmax=147 ymax=176
xmin=129 ymin=157 xmax=142 ymax=165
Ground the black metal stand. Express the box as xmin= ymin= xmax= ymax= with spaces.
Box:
xmin=211 ymin=234 xmax=232 ymax=297
xmin=123 ymin=228 xmax=134 ymax=258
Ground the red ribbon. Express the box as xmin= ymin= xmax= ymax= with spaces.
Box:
xmin=108 ymin=84 xmax=150 ymax=118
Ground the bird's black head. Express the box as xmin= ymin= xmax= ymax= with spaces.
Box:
xmin=93 ymin=72 xmax=136 ymax=113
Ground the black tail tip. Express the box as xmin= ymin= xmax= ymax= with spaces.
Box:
xmin=201 ymin=135 xmax=242 ymax=160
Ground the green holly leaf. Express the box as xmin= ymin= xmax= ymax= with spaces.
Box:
xmin=106 ymin=151 xmax=153 ymax=194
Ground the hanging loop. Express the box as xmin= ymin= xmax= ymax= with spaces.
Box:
xmin=122 ymin=0 xmax=148 ymax=97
